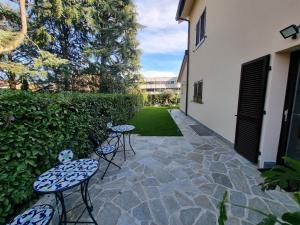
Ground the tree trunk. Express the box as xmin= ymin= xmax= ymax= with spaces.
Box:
xmin=0 ymin=0 xmax=28 ymax=54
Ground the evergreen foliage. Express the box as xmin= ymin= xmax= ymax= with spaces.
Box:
xmin=0 ymin=0 xmax=140 ymax=93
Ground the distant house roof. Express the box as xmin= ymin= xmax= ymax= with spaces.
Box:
xmin=176 ymin=0 xmax=195 ymax=21
xmin=176 ymin=0 xmax=186 ymax=21
xmin=177 ymin=50 xmax=188 ymax=82
xmin=143 ymin=77 xmax=178 ymax=82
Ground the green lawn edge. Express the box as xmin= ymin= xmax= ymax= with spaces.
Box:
xmin=128 ymin=106 xmax=183 ymax=136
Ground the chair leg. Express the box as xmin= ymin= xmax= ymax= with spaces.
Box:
xmin=101 ymin=152 xmax=121 ymax=180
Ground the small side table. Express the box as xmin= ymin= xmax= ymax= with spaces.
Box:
xmin=111 ymin=125 xmax=136 ymax=161
xmin=33 ymin=159 xmax=99 ymax=225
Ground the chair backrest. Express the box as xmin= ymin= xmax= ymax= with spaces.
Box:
xmin=58 ymin=149 xmax=74 ymax=163
xmin=89 ymin=131 xmax=101 ymax=149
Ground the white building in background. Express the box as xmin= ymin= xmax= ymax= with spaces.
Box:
xmin=140 ymin=77 xmax=180 ymax=94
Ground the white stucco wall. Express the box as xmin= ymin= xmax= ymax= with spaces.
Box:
xmin=179 ymin=62 xmax=187 ymax=113
xmin=184 ymin=0 xmax=300 ymax=167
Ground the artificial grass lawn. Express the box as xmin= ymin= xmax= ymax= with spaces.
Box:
xmin=129 ymin=106 xmax=183 ymax=136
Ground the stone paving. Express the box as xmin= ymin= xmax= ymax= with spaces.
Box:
xmin=42 ymin=109 xmax=299 ymax=225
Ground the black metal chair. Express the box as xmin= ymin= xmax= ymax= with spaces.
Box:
xmin=106 ymin=122 xmax=122 ymax=147
xmin=89 ymin=131 xmax=121 ymax=179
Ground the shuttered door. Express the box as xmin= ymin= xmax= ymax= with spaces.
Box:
xmin=234 ymin=55 xmax=270 ymax=163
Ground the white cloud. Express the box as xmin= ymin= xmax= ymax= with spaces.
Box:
xmin=142 ymin=70 xmax=177 ymax=78
xmin=134 ymin=0 xmax=187 ymax=54
xmin=138 ymin=29 xmax=187 ymax=54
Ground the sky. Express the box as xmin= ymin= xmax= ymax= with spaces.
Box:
xmin=134 ymin=0 xmax=188 ymax=78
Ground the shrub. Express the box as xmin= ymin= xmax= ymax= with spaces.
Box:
xmin=145 ymin=91 xmax=180 ymax=106
xmin=0 ymin=90 xmax=143 ymax=223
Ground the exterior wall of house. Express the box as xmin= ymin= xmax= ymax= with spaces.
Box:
xmin=184 ymin=0 xmax=300 ymax=167
xmin=179 ymin=62 xmax=187 ymax=112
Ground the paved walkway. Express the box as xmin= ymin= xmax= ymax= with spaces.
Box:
xmin=45 ymin=109 xmax=299 ymax=225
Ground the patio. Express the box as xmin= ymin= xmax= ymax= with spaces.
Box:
xmin=39 ymin=109 xmax=299 ymax=225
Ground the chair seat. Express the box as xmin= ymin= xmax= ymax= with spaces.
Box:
xmin=108 ymin=132 xmax=121 ymax=139
xmin=96 ymin=145 xmax=115 ymax=155
xmin=8 ymin=204 xmax=54 ymax=225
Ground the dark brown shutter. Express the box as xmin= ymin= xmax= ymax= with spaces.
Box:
xmin=234 ymin=55 xmax=270 ymax=163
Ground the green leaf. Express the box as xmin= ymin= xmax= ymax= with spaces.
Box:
xmin=282 ymin=212 xmax=300 ymax=225
xmin=257 ymin=215 xmax=277 ymax=225
xmin=293 ymin=192 xmax=300 ymax=207
xmin=218 ymin=192 xmax=228 ymax=225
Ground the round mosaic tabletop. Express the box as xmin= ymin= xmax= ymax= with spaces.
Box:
xmin=111 ymin=125 xmax=135 ymax=133
xmin=33 ymin=159 xmax=99 ymax=193
xmin=7 ymin=204 xmax=54 ymax=225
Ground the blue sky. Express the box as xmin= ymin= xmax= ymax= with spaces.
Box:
xmin=134 ymin=0 xmax=188 ymax=77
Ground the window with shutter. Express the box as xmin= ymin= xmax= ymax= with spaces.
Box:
xmin=193 ymin=81 xmax=203 ymax=104
xmin=234 ymin=55 xmax=270 ymax=163
xmin=196 ymin=8 xmax=206 ymax=47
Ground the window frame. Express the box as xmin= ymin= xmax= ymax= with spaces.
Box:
xmin=193 ymin=80 xmax=203 ymax=104
xmin=195 ymin=8 xmax=206 ymax=48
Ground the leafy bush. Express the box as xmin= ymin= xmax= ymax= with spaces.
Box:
xmin=0 ymin=90 xmax=143 ymax=223
xmin=144 ymin=91 xmax=180 ymax=106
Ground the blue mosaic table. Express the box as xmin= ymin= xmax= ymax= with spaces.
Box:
xmin=33 ymin=159 xmax=99 ymax=225
xmin=7 ymin=205 xmax=54 ymax=225
xmin=112 ymin=125 xmax=136 ymax=161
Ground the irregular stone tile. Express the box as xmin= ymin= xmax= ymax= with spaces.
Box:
xmin=102 ymin=177 xmax=127 ymax=189
xmin=145 ymin=186 xmax=160 ymax=199
xmin=199 ymin=183 xmax=217 ymax=195
xmin=229 ymin=169 xmax=251 ymax=194
xmin=175 ymin=191 xmax=194 ymax=207
xmin=212 ymin=173 xmax=233 ymax=189
xmin=264 ymin=199 xmax=288 ymax=216
xmin=194 ymin=195 xmax=215 ymax=211
xmin=149 ymin=199 xmax=168 ymax=225
xmin=192 ymin=176 xmax=211 ymax=186
xmin=169 ymin=213 xmax=183 ymax=225
xmin=230 ymin=191 xmax=247 ymax=217
xmin=247 ymin=198 xmax=270 ymax=224
xmin=186 ymin=153 xmax=203 ymax=163
xmin=132 ymin=202 xmax=152 ymax=221
xmin=163 ymin=195 xmax=180 ymax=214
xmin=179 ymin=208 xmax=201 ymax=225
xmin=98 ymin=202 xmax=121 ymax=225
xmin=118 ymin=213 xmax=138 ymax=225
xmin=226 ymin=216 xmax=241 ymax=225
xmin=213 ymin=185 xmax=228 ymax=201
xmin=153 ymin=170 xmax=176 ymax=183
xmin=195 ymin=211 xmax=216 ymax=225
xmin=269 ymin=191 xmax=298 ymax=206
xmin=100 ymin=189 xmax=122 ymax=201
xmin=128 ymin=161 xmax=141 ymax=169
xmin=198 ymin=144 xmax=214 ymax=150
xmin=209 ymin=162 xmax=227 ymax=173
xmin=135 ymin=165 xmax=145 ymax=173
xmin=113 ymin=190 xmax=141 ymax=211
xmin=142 ymin=178 xmax=160 ymax=186
xmin=132 ymin=183 xmax=147 ymax=202
xmin=251 ymin=185 xmax=271 ymax=199
xmin=241 ymin=221 xmax=254 ymax=225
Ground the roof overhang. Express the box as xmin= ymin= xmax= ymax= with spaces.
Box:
xmin=176 ymin=0 xmax=195 ymax=21
xmin=177 ymin=50 xmax=188 ymax=83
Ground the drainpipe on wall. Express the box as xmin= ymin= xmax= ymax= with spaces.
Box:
xmin=180 ymin=19 xmax=190 ymax=116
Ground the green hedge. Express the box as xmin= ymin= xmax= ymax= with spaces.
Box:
xmin=0 ymin=90 xmax=143 ymax=223
xmin=145 ymin=93 xmax=180 ymax=106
